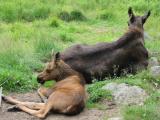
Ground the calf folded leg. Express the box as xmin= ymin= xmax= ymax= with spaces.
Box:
xmin=37 ymin=87 xmax=54 ymax=103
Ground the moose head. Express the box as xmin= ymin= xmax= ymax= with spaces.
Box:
xmin=37 ymin=52 xmax=73 ymax=84
xmin=128 ymin=7 xmax=151 ymax=30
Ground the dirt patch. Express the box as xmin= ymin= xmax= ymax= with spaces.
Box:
xmin=0 ymin=92 xmax=106 ymax=120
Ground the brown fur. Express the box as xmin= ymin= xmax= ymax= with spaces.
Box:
xmin=59 ymin=8 xmax=151 ymax=83
xmin=3 ymin=53 xmax=87 ymax=118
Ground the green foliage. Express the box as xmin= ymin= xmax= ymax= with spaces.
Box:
xmin=0 ymin=3 xmax=160 ymax=120
xmin=58 ymin=10 xmax=86 ymax=22
xmin=58 ymin=11 xmax=71 ymax=22
xmin=87 ymin=81 xmax=112 ymax=103
xmin=59 ymin=31 xmax=74 ymax=42
xmin=70 ymin=10 xmax=86 ymax=21
xmin=0 ymin=49 xmax=42 ymax=92
xmin=123 ymin=104 xmax=160 ymax=120
xmin=0 ymin=0 xmax=50 ymax=22
xmin=34 ymin=39 xmax=61 ymax=61
xmin=49 ymin=17 xmax=60 ymax=28
xmin=0 ymin=68 xmax=37 ymax=92
xmin=98 ymin=10 xmax=116 ymax=21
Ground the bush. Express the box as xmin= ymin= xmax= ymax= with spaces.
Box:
xmin=70 ymin=10 xmax=86 ymax=21
xmin=58 ymin=11 xmax=71 ymax=22
xmin=98 ymin=10 xmax=115 ymax=21
xmin=58 ymin=10 xmax=86 ymax=22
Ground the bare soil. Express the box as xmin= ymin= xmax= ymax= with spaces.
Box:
xmin=0 ymin=92 xmax=120 ymax=120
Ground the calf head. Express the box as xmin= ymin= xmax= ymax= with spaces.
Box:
xmin=37 ymin=52 xmax=70 ymax=84
xmin=128 ymin=7 xmax=151 ymax=30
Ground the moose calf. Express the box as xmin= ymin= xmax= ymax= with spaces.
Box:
xmin=3 ymin=52 xmax=87 ymax=118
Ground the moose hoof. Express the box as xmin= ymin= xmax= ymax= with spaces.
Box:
xmin=2 ymin=95 xmax=8 ymax=102
xmin=7 ymin=105 xmax=21 ymax=112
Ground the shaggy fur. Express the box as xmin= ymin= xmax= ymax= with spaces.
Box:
xmin=60 ymin=8 xmax=150 ymax=83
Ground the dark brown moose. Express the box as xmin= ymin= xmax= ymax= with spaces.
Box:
xmin=60 ymin=7 xmax=151 ymax=83
xmin=3 ymin=52 xmax=86 ymax=118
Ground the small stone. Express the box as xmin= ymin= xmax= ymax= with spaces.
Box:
xmin=150 ymin=66 xmax=160 ymax=78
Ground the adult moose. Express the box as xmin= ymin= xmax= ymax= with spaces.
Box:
xmin=59 ymin=7 xmax=151 ymax=83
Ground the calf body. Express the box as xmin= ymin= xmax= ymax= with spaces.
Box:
xmin=3 ymin=53 xmax=86 ymax=118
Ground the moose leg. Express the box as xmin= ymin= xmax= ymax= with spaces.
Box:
xmin=16 ymin=101 xmax=53 ymax=118
xmin=16 ymin=104 xmax=46 ymax=118
xmin=3 ymin=95 xmax=45 ymax=110
xmin=37 ymin=87 xmax=54 ymax=103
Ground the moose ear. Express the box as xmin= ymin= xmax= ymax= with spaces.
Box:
xmin=128 ymin=7 xmax=134 ymax=17
xmin=142 ymin=10 xmax=151 ymax=24
xmin=54 ymin=52 xmax=60 ymax=63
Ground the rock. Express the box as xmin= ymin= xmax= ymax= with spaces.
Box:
xmin=108 ymin=117 xmax=122 ymax=120
xmin=102 ymin=83 xmax=148 ymax=105
xmin=150 ymin=66 xmax=160 ymax=78
xmin=148 ymin=57 xmax=159 ymax=67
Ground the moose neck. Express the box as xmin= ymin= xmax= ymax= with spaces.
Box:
xmin=128 ymin=25 xmax=144 ymax=34
xmin=56 ymin=66 xmax=85 ymax=85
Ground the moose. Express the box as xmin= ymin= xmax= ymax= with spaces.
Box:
xmin=60 ymin=7 xmax=151 ymax=83
xmin=2 ymin=52 xmax=87 ymax=118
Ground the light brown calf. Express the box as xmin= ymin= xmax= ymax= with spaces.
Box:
xmin=3 ymin=52 xmax=87 ymax=118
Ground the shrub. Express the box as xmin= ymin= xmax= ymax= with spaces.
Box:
xmin=58 ymin=10 xmax=86 ymax=22
xmin=70 ymin=10 xmax=86 ymax=21
xmin=98 ymin=10 xmax=115 ymax=21
xmin=58 ymin=11 xmax=71 ymax=22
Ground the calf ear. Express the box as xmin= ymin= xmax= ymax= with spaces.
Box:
xmin=142 ymin=10 xmax=151 ymax=24
xmin=128 ymin=7 xmax=134 ymax=17
xmin=54 ymin=52 xmax=60 ymax=63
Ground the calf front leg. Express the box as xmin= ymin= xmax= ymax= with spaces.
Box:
xmin=37 ymin=87 xmax=54 ymax=103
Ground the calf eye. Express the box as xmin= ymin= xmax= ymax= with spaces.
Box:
xmin=46 ymin=69 xmax=51 ymax=73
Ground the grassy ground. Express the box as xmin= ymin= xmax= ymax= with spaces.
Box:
xmin=0 ymin=0 xmax=160 ymax=120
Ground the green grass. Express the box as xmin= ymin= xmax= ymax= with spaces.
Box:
xmin=123 ymin=91 xmax=160 ymax=120
xmin=87 ymin=81 xmax=112 ymax=103
xmin=0 ymin=0 xmax=160 ymax=119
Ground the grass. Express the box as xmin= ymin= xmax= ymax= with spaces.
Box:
xmin=123 ymin=91 xmax=160 ymax=120
xmin=0 ymin=0 xmax=160 ymax=119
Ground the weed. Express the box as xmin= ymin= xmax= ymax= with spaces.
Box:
xmin=87 ymin=81 xmax=112 ymax=103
